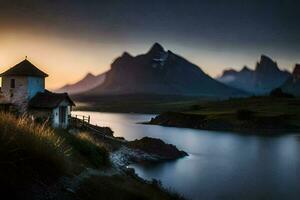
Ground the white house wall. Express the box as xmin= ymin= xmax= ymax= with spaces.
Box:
xmin=52 ymin=107 xmax=60 ymax=128
xmin=52 ymin=100 xmax=72 ymax=128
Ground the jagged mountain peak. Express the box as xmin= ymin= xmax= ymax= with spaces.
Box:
xmin=260 ymin=54 xmax=274 ymax=63
xmin=222 ymin=69 xmax=238 ymax=76
xmin=111 ymin=51 xmax=134 ymax=68
xmin=82 ymin=43 xmax=244 ymax=97
xmin=218 ymin=55 xmax=291 ymax=94
xmin=241 ymin=66 xmax=251 ymax=72
xmin=56 ymin=71 xmax=106 ymax=94
xmin=219 ymin=66 xmax=251 ymax=78
xmin=148 ymin=43 xmax=165 ymax=55
xmin=256 ymin=54 xmax=279 ymax=72
xmin=293 ymin=64 xmax=300 ymax=78
xmin=293 ymin=64 xmax=300 ymax=73
xmin=85 ymin=72 xmax=96 ymax=78
xmin=121 ymin=51 xmax=133 ymax=58
xmin=281 ymin=64 xmax=300 ymax=96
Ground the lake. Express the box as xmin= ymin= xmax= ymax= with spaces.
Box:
xmin=73 ymin=111 xmax=300 ymax=200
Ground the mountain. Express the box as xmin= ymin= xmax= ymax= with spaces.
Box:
xmin=81 ymin=43 xmax=245 ymax=97
xmin=217 ymin=55 xmax=291 ymax=94
xmin=281 ymin=64 xmax=300 ymax=96
xmin=217 ymin=66 xmax=255 ymax=92
xmin=56 ymin=72 xmax=106 ymax=94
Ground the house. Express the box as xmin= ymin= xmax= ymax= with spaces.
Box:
xmin=0 ymin=59 xmax=75 ymax=128
xmin=0 ymin=93 xmax=10 ymax=112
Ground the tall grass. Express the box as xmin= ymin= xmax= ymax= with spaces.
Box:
xmin=0 ymin=113 xmax=70 ymax=186
xmin=0 ymin=112 xmax=183 ymax=199
xmin=77 ymin=175 xmax=186 ymax=200
xmin=0 ymin=112 xmax=111 ymax=178
xmin=57 ymin=130 xmax=110 ymax=168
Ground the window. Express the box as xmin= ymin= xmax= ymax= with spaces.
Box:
xmin=10 ymin=79 xmax=15 ymax=88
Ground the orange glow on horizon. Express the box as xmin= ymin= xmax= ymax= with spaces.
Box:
xmin=0 ymin=29 xmax=296 ymax=90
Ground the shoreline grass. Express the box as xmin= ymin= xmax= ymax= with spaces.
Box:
xmin=0 ymin=112 xmax=185 ymax=199
xmin=0 ymin=112 xmax=110 ymax=194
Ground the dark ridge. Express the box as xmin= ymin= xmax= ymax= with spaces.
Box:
xmin=148 ymin=42 xmax=165 ymax=54
xmin=241 ymin=66 xmax=251 ymax=72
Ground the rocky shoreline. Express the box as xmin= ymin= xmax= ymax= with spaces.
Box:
xmin=29 ymin=125 xmax=188 ymax=200
xmin=74 ymin=125 xmax=188 ymax=167
xmin=111 ymin=138 xmax=188 ymax=167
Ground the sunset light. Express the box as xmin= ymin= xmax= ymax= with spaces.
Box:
xmin=0 ymin=1 xmax=300 ymax=200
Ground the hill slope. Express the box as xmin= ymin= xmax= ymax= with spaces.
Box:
xmin=0 ymin=113 xmax=185 ymax=200
xmin=281 ymin=64 xmax=300 ymax=96
xmin=56 ymin=72 xmax=106 ymax=94
xmin=217 ymin=55 xmax=291 ymax=94
xmin=146 ymin=96 xmax=300 ymax=133
xmin=82 ymin=43 xmax=245 ymax=97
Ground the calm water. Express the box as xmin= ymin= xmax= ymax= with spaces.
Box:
xmin=73 ymin=111 xmax=300 ymax=200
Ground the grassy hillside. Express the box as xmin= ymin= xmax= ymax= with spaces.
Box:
xmin=77 ymin=175 xmax=183 ymax=200
xmin=0 ymin=113 xmax=183 ymax=200
xmin=0 ymin=113 xmax=109 ymax=198
xmin=188 ymin=96 xmax=300 ymax=122
xmin=148 ymin=96 xmax=300 ymax=133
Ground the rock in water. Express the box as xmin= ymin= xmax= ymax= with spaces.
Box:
xmin=128 ymin=137 xmax=188 ymax=160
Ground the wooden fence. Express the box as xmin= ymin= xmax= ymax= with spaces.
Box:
xmin=70 ymin=114 xmax=90 ymax=127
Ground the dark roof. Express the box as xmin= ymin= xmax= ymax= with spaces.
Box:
xmin=29 ymin=90 xmax=75 ymax=109
xmin=0 ymin=59 xmax=48 ymax=77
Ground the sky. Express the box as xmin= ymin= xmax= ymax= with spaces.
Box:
xmin=0 ymin=0 xmax=299 ymax=89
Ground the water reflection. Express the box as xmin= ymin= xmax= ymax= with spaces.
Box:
xmin=73 ymin=111 xmax=300 ymax=200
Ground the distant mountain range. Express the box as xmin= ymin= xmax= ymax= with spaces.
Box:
xmin=281 ymin=64 xmax=300 ymax=96
xmin=55 ymin=72 xmax=106 ymax=94
xmin=76 ymin=43 xmax=245 ymax=97
xmin=57 ymin=45 xmax=298 ymax=98
xmin=217 ymin=55 xmax=291 ymax=94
